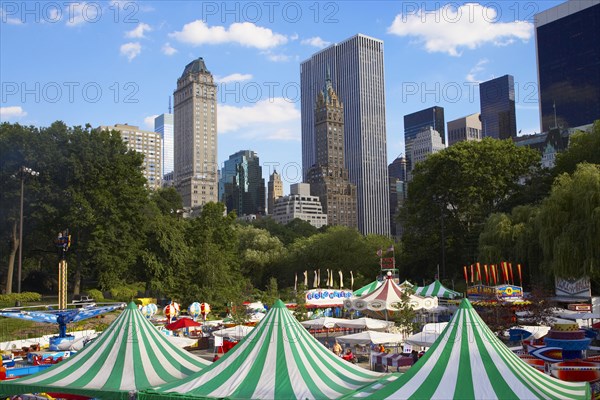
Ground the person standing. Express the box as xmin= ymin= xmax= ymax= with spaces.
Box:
xmin=333 ymin=341 xmax=342 ymax=356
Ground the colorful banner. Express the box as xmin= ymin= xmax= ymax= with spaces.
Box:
xmin=305 ymin=289 xmax=353 ymax=308
xmin=555 ymin=277 xmax=591 ymax=298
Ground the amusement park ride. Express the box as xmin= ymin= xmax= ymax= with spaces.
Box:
xmin=0 ymin=231 xmax=125 ymax=378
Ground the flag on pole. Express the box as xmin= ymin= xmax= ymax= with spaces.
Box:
xmin=502 ymin=262 xmax=508 ymax=283
xmin=484 ymin=264 xmax=489 ymax=285
xmin=350 ymin=270 xmax=354 ymax=290
xmin=326 ymin=269 xmax=330 ymax=288
xmin=491 ymin=265 xmax=497 ymax=285
xmin=509 ymin=263 xmax=514 ymax=285
xmin=329 ymin=270 xmax=334 ymax=287
xmin=318 ymin=269 xmax=321 ymax=287
xmin=313 ymin=270 xmax=318 ymax=288
xmin=304 ymin=270 xmax=308 ymax=287
xmin=470 ymin=264 xmax=474 ymax=283
xmin=376 ymin=249 xmax=383 ymax=257
xmin=294 ymin=273 xmax=298 ymax=291
xmin=387 ymin=245 xmax=395 ymax=253
xmin=463 ymin=266 xmax=468 ymax=284
xmin=476 ymin=263 xmax=481 ymax=282
xmin=518 ymin=264 xmax=523 ymax=287
xmin=339 ymin=270 xmax=343 ymax=288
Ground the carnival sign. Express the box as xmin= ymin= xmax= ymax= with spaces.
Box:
xmin=555 ymin=277 xmax=591 ymax=298
xmin=305 ymin=289 xmax=353 ymax=307
xmin=496 ymin=285 xmax=524 ymax=302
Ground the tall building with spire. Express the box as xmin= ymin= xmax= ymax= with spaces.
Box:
xmin=267 ymin=170 xmax=283 ymax=215
xmin=307 ymin=71 xmax=357 ymax=228
xmin=301 ymin=34 xmax=390 ymax=236
xmin=173 ymin=57 xmax=218 ymax=208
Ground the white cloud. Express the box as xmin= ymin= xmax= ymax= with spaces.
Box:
xmin=125 ymin=22 xmax=152 ymax=38
xmin=290 ymin=33 xmax=299 ymax=41
xmin=388 ymin=3 xmax=533 ymax=56
xmin=218 ymin=98 xmax=300 ymax=141
xmin=466 ymin=58 xmax=489 ymax=83
xmin=301 ymin=36 xmax=331 ymax=49
xmin=0 ymin=8 xmax=23 ymax=25
xmin=0 ymin=106 xmax=27 ymax=120
xmin=169 ymin=20 xmax=287 ymax=49
xmin=144 ymin=114 xmax=159 ymax=129
xmin=120 ymin=42 xmax=141 ymax=61
xmin=262 ymin=52 xmax=291 ymax=62
xmin=161 ymin=42 xmax=177 ymax=56
xmin=215 ymin=73 xmax=253 ymax=84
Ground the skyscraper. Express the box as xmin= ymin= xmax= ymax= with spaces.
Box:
xmin=154 ymin=112 xmax=174 ymax=178
xmin=219 ymin=150 xmax=265 ymax=216
xmin=403 ymin=106 xmax=445 ymax=169
xmin=535 ymin=0 xmax=600 ymax=132
xmin=306 ymin=72 xmax=357 ymax=228
xmin=267 ymin=170 xmax=283 ymax=215
xmin=173 ymin=57 xmax=218 ymax=208
xmin=388 ymin=155 xmax=408 ymax=239
xmin=301 ymin=34 xmax=390 ymax=236
xmin=410 ymin=127 xmax=446 ymax=172
xmin=479 ymin=75 xmax=517 ymax=139
xmin=447 ymin=113 xmax=482 ymax=146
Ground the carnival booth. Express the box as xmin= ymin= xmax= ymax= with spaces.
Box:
xmin=345 ymin=299 xmax=591 ymax=400
xmin=0 ymin=303 xmax=210 ymax=399
xmin=139 ymin=300 xmax=386 ymax=400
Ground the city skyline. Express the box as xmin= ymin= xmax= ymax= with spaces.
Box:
xmin=1 ymin=1 xmax=565 ymax=193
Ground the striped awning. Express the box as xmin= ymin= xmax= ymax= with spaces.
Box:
xmin=0 ymin=302 xmax=210 ymax=400
xmin=139 ymin=299 xmax=386 ymax=400
xmin=414 ymin=279 xmax=461 ymax=299
xmin=344 ymin=299 xmax=591 ymax=400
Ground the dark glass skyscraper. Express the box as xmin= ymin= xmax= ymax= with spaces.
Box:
xmin=403 ymin=106 xmax=445 ymax=169
xmin=479 ymin=75 xmax=517 ymax=140
xmin=535 ymin=1 xmax=600 ymax=132
xmin=219 ymin=150 xmax=265 ymax=216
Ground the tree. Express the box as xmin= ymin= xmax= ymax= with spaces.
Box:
xmin=537 ymin=163 xmax=600 ymax=279
xmin=235 ymin=225 xmax=285 ymax=289
xmin=400 ymin=138 xmax=540 ymax=281
xmin=554 ymin=120 xmax=600 ymax=175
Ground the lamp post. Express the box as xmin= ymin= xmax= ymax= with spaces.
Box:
xmin=17 ymin=166 xmax=39 ymax=294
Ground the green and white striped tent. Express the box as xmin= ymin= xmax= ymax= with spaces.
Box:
xmin=414 ymin=279 xmax=461 ymax=299
xmin=139 ymin=299 xmax=385 ymax=400
xmin=353 ymin=280 xmax=382 ymax=296
xmin=344 ymin=299 xmax=591 ymax=400
xmin=0 ymin=302 xmax=210 ymax=400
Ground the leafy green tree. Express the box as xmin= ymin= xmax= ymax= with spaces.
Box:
xmin=537 ymin=163 xmax=600 ymax=278
xmin=150 ymin=187 xmax=183 ymax=215
xmin=262 ymin=277 xmax=279 ymax=308
xmin=554 ymin=120 xmax=600 ymax=175
xmin=400 ymin=138 xmax=540 ymax=281
xmin=235 ymin=224 xmax=285 ymax=289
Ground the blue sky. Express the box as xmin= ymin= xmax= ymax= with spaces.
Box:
xmin=1 ymin=0 xmax=563 ymax=191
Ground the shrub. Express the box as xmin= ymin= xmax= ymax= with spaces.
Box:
xmin=87 ymin=289 xmax=104 ymax=301
xmin=0 ymin=292 xmax=42 ymax=306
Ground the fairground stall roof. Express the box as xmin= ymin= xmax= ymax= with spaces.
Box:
xmin=139 ymin=299 xmax=385 ymax=400
xmin=0 ymin=302 xmax=210 ymax=400
xmin=342 ymin=299 xmax=590 ymax=400
xmin=414 ymin=279 xmax=462 ymax=299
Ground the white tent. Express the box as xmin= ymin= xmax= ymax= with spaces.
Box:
xmin=212 ymin=325 xmax=254 ymax=340
xmin=422 ymin=322 xmax=448 ymax=334
xmin=337 ymin=331 xmax=405 ymax=346
xmin=404 ymin=331 xmax=440 ymax=347
xmin=334 ymin=317 xmax=394 ymax=331
xmin=300 ymin=317 xmax=346 ymax=329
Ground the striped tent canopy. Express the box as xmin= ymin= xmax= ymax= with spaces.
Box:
xmin=414 ymin=279 xmax=461 ymax=299
xmin=344 ymin=299 xmax=591 ymax=400
xmin=347 ymin=276 xmax=438 ymax=319
xmin=139 ymin=299 xmax=385 ymax=400
xmin=0 ymin=302 xmax=210 ymax=400
xmin=353 ymin=280 xmax=382 ymax=296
